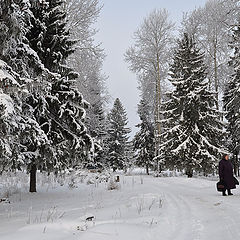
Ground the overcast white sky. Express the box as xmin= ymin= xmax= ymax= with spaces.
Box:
xmin=95 ymin=0 xmax=207 ymax=137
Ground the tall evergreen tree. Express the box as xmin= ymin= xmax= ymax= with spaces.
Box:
xmin=160 ymin=33 xmax=224 ymax=177
xmin=0 ymin=0 xmax=53 ymax=192
xmin=27 ymin=0 xmax=93 ymax=169
xmin=107 ymin=98 xmax=131 ymax=171
xmin=86 ymin=103 xmax=108 ymax=168
xmin=224 ymin=22 xmax=240 ymax=175
xmin=0 ymin=0 xmax=93 ymax=192
xmin=0 ymin=0 xmax=97 ymax=193
xmin=134 ymin=99 xmax=155 ymax=175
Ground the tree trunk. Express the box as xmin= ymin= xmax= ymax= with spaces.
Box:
xmin=203 ymin=168 xmax=207 ymax=177
xmin=154 ymin=53 xmax=162 ymax=175
xmin=234 ymin=152 xmax=239 ymax=176
xmin=233 ymin=154 xmax=237 ymax=176
xmin=213 ymin=40 xmax=219 ymax=111
xmin=237 ymin=155 xmax=240 ymax=177
xmin=29 ymin=163 xmax=37 ymax=193
xmin=186 ymin=167 xmax=193 ymax=178
xmin=187 ymin=173 xmax=193 ymax=178
xmin=146 ymin=165 xmax=149 ymax=175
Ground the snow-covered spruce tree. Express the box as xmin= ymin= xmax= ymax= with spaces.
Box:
xmin=160 ymin=33 xmax=225 ymax=177
xmin=0 ymin=0 xmax=54 ymax=192
xmin=28 ymin=0 xmax=76 ymax=77
xmin=85 ymin=102 xmax=107 ymax=168
xmin=0 ymin=61 xmax=22 ymax=173
xmin=0 ymin=102 xmax=12 ymax=173
xmin=0 ymin=0 xmax=43 ymax=77
xmin=124 ymin=140 xmax=135 ymax=172
xmin=107 ymin=98 xmax=131 ymax=172
xmin=224 ymin=22 xmax=240 ymax=175
xmin=27 ymin=0 xmax=93 ymax=168
xmin=134 ymin=99 xmax=155 ymax=175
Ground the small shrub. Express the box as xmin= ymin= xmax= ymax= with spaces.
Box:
xmin=68 ymin=176 xmax=78 ymax=189
xmin=107 ymin=178 xmax=120 ymax=190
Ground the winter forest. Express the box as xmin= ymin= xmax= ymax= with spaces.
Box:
xmin=1 ymin=0 xmax=240 ymax=239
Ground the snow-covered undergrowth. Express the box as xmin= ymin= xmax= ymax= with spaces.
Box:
xmin=0 ymin=171 xmax=165 ymax=240
xmin=0 ymin=170 xmax=111 ymax=198
xmin=1 ymin=171 xmax=240 ymax=240
xmin=0 ymin=172 xmax=29 ymax=199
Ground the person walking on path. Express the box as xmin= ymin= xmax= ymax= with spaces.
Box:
xmin=219 ymin=154 xmax=236 ymax=196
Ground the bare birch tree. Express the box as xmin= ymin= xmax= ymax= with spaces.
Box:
xmin=125 ymin=9 xmax=175 ymax=169
xmin=63 ymin=0 xmax=109 ymax=165
xmin=182 ymin=0 xmax=239 ymax=109
xmin=64 ymin=0 xmax=108 ymax=115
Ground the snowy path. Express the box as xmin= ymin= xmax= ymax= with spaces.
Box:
xmin=148 ymin=178 xmax=240 ymax=240
xmin=1 ymin=175 xmax=240 ymax=240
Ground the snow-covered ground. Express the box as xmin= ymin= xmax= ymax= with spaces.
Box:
xmin=1 ymin=172 xmax=240 ymax=240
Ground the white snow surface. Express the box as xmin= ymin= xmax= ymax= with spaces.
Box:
xmin=0 ymin=171 xmax=240 ymax=240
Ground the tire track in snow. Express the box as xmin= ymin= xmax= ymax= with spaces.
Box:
xmin=149 ymin=178 xmax=240 ymax=240
xmin=148 ymin=183 xmax=201 ymax=240
xmin=163 ymin=193 xmax=204 ymax=240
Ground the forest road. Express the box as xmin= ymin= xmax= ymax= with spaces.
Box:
xmin=147 ymin=177 xmax=240 ymax=240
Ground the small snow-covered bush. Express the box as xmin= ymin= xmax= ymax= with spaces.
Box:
xmin=125 ymin=167 xmax=150 ymax=176
xmin=42 ymin=169 xmax=111 ymax=187
xmin=82 ymin=171 xmax=111 ymax=185
xmin=86 ymin=178 xmax=96 ymax=185
xmin=153 ymin=170 xmax=183 ymax=178
xmin=68 ymin=175 xmax=78 ymax=189
xmin=107 ymin=178 xmax=120 ymax=190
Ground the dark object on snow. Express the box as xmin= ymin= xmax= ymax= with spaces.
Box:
xmin=115 ymin=175 xmax=120 ymax=182
xmin=186 ymin=169 xmax=193 ymax=178
xmin=219 ymin=158 xmax=236 ymax=190
xmin=216 ymin=181 xmax=225 ymax=192
xmin=86 ymin=216 xmax=95 ymax=221
xmin=0 ymin=198 xmax=10 ymax=203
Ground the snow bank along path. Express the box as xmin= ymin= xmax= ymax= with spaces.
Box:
xmin=1 ymin=175 xmax=240 ymax=240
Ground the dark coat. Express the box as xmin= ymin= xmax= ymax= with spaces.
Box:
xmin=219 ymin=159 xmax=236 ymax=189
